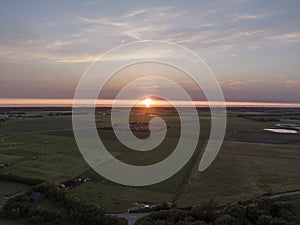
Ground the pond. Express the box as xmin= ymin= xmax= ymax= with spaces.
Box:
xmin=263 ymin=128 xmax=298 ymax=134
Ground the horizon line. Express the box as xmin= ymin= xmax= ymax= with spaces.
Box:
xmin=0 ymin=98 xmax=300 ymax=108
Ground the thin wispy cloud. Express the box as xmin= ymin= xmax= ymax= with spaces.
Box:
xmin=124 ymin=9 xmax=148 ymax=18
xmin=232 ymin=13 xmax=270 ymax=21
xmin=0 ymin=1 xmax=298 ymax=63
xmin=268 ymin=32 xmax=300 ymax=43
xmin=221 ymin=79 xmax=300 ymax=89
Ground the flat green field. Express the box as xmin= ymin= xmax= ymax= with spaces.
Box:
xmin=0 ymin=108 xmax=300 ymax=213
xmin=0 ymin=112 xmax=200 ymax=212
xmin=178 ymin=141 xmax=300 ymax=207
xmin=0 ymin=133 xmax=89 ymax=181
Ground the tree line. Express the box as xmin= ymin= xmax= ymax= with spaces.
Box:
xmin=136 ymin=198 xmax=296 ymax=225
xmin=0 ymin=182 xmax=127 ymax=225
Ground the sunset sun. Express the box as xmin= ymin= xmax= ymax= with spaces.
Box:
xmin=143 ymin=98 xmax=153 ymax=108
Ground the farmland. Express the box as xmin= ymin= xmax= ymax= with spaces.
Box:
xmin=0 ymin=107 xmax=300 ymax=215
xmin=177 ymin=141 xmax=300 ymax=207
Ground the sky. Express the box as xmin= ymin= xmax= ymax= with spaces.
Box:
xmin=0 ymin=0 xmax=300 ymax=105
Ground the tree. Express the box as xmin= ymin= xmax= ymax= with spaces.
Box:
xmin=213 ymin=214 xmax=239 ymax=225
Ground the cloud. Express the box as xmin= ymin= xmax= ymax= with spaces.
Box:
xmin=76 ymin=15 xmax=126 ymax=27
xmin=285 ymin=80 xmax=300 ymax=87
xmin=0 ymin=2 xmax=299 ymax=64
xmin=220 ymin=79 xmax=300 ymax=102
xmin=124 ymin=9 xmax=148 ymax=18
xmin=268 ymin=32 xmax=300 ymax=43
xmin=0 ymin=39 xmax=99 ymax=63
xmin=221 ymin=79 xmax=300 ymax=89
xmin=201 ymin=29 xmax=264 ymax=44
xmin=73 ymin=13 xmax=171 ymax=41
xmin=220 ymin=80 xmax=245 ymax=86
xmin=232 ymin=13 xmax=269 ymax=21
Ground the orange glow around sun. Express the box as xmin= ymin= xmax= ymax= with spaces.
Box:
xmin=143 ymin=98 xmax=153 ymax=108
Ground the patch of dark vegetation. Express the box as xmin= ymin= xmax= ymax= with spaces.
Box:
xmin=0 ymin=182 xmax=127 ymax=225
xmin=244 ymin=117 xmax=281 ymax=122
xmin=0 ymin=118 xmax=8 ymax=122
xmin=136 ymin=198 xmax=296 ymax=225
xmin=48 ymin=112 xmax=72 ymax=116
xmin=44 ymin=130 xmax=74 ymax=137
xmin=98 ymin=126 xmax=113 ymax=131
xmin=231 ymin=131 xmax=300 ymax=144
xmin=0 ymin=174 xmax=44 ymax=186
